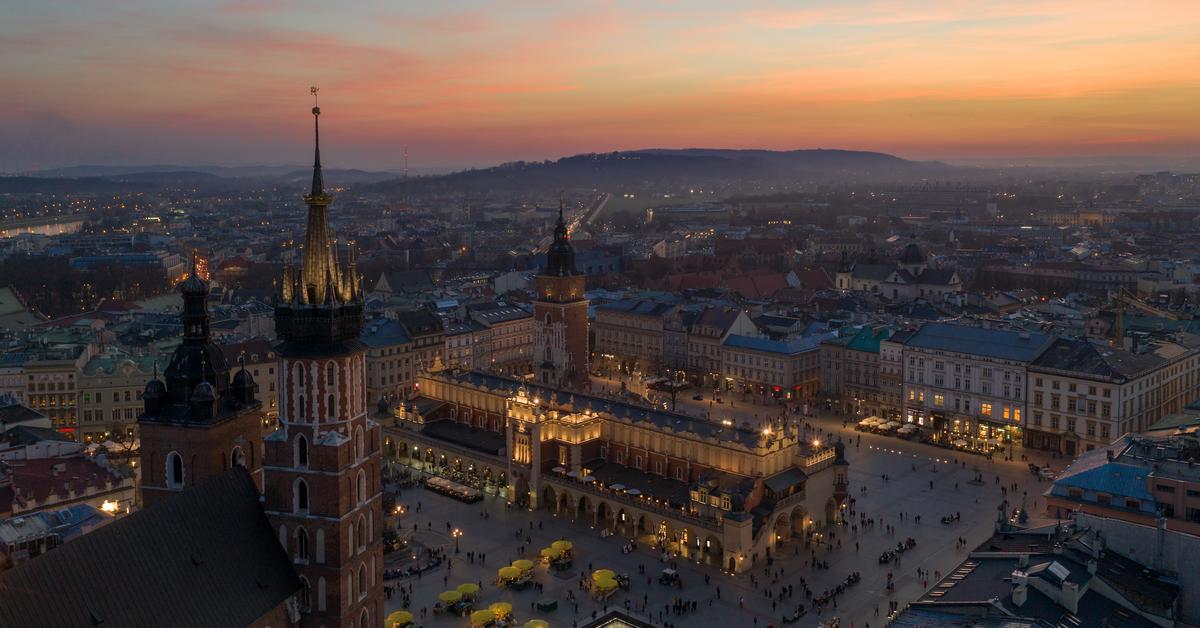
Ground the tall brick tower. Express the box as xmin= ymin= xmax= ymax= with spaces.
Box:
xmin=264 ymin=93 xmax=382 ymax=627
xmin=138 ymin=256 xmax=265 ymax=508
xmin=533 ymin=198 xmax=590 ymax=389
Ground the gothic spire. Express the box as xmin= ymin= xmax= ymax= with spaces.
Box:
xmin=309 ymin=86 xmax=325 ymax=198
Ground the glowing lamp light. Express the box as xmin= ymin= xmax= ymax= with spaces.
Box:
xmin=100 ymin=500 xmax=119 ymax=513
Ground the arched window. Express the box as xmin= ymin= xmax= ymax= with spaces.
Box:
xmin=355 ymin=426 xmax=365 ymax=461
xmin=278 ymin=524 xmax=286 ymax=548
xmin=356 ymin=516 xmax=366 ymax=552
xmin=167 ymin=451 xmax=184 ymax=488
xmin=357 ymin=469 xmax=367 ymax=504
xmin=296 ymin=526 xmax=309 ymax=561
xmin=231 ymin=446 xmax=245 ymax=468
xmin=298 ymin=577 xmax=311 ymax=611
xmin=357 ymin=564 xmax=367 ymax=600
xmin=295 ymin=434 xmax=309 ymax=468
xmin=326 ymin=362 xmax=335 ymax=385
xmin=348 ymin=522 xmax=355 ymax=556
xmin=297 ymin=395 xmax=305 ymax=422
xmin=359 ymin=608 xmax=369 ymax=628
xmin=327 ymin=394 xmax=336 ymax=420
xmin=315 ymin=529 xmax=325 ymax=563
xmin=317 ymin=577 xmax=327 ymax=612
xmin=294 ymin=478 xmax=309 ymax=514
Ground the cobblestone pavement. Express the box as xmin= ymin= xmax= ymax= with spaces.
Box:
xmin=383 ymin=418 xmax=1061 ymax=628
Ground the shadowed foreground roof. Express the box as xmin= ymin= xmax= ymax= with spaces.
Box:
xmin=0 ymin=467 xmax=299 ymax=628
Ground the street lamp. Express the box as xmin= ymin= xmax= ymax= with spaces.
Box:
xmin=453 ymin=528 xmax=462 ymax=553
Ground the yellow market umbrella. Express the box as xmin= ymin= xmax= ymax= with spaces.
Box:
xmin=470 ymin=610 xmax=496 ymax=626
xmin=386 ymin=610 xmax=414 ymax=627
xmin=498 ymin=566 xmax=521 ymax=580
xmin=552 ymin=540 xmax=572 ymax=552
xmin=457 ymin=582 xmax=480 ymax=597
xmin=438 ymin=590 xmax=463 ymax=604
xmin=512 ymin=559 xmax=535 ymax=571
xmin=594 ymin=576 xmax=617 ymax=590
xmin=539 ymin=547 xmax=559 ymax=559
xmin=488 ymin=602 xmax=513 ymax=618
xmin=592 ymin=569 xmax=615 ymax=581
xmin=525 ymin=621 xmax=550 ymax=628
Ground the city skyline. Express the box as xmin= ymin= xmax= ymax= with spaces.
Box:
xmin=4 ymin=0 xmax=1200 ymax=172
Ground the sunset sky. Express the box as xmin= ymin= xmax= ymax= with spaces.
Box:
xmin=3 ymin=0 xmax=1200 ymax=171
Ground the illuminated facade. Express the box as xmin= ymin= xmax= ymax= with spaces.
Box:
xmin=532 ymin=201 xmax=589 ymax=390
xmin=381 ymin=368 xmax=849 ymax=573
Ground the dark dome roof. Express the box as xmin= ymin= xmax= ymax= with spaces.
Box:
xmin=190 ymin=381 xmax=216 ymax=402
xmin=143 ymin=378 xmax=166 ymax=399
xmin=899 ymin=240 xmax=926 ymax=264
xmin=180 ymin=271 xmax=209 ymax=296
xmin=232 ymin=368 xmax=255 ymax=389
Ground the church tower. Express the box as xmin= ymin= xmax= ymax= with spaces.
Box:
xmin=533 ymin=199 xmax=589 ymax=390
xmin=264 ymin=94 xmax=382 ymax=628
xmin=138 ymin=256 xmax=265 ymax=508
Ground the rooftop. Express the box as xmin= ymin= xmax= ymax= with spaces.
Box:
xmin=903 ymin=322 xmax=1054 ymax=362
xmin=0 ymin=468 xmax=299 ymax=628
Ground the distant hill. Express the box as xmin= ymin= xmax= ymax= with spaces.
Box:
xmin=367 ymin=148 xmax=958 ymax=195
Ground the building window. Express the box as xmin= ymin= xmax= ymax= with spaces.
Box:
xmin=231 ymin=446 xmax=245 ymax=468
xmin=295 ymin=434 xmax=309 ymax=468
xmin=298 ymin=577 xmax=311 ymax=612
xmin=357 ymin=564 xmax=367 ymax=600
xmin=294 ymin=478 xmax=310 ymax=514
xmin=167 ymin=451 xmax=184 ymax=488
xmin=980 ymin=403 xmax=992 ymax=417
xmin=357 ymin=469 xmax=368 ymax=504
xmin=296 ymin=527 xmax=309 ymax=562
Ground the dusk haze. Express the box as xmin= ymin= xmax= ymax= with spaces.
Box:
xmin=1 ymin=3 xmax=1199 ymax=628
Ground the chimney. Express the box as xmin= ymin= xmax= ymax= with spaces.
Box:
xmin=1106 ymin=449 xmax=1114 ymax=462
xmin=1012 ymin=583 xmax=1028 ymax=607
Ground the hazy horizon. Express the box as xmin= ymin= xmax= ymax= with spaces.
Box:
xmin=4 ymin=1 xmax=1200 ymax=173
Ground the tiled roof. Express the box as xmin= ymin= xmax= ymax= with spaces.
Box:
xmin=1030 ymin=337 xmax=1165 ymax=381
xmin=903 ymin=322 xmax=1053 ymax=362
xmin=723 ymin=332 xmax=835 ymax=355
xmin=0 ymin=467 xmax=299 ymax=628
xmin=361 ymin=319 xmax=411 ymax=347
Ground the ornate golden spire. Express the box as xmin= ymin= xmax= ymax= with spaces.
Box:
xmin=299 ymin=86 xmax=340 ymax=304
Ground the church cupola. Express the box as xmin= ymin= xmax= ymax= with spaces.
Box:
xmin=544 ymin=197 xmax=578 ymax=278
xmin=180 ymin=254 xmax=210 ymax=345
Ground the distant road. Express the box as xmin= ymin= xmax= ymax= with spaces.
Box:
xmin=582 ymin=192 xmax=611 ymax=226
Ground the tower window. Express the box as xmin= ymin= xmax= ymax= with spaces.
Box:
xmin=328 ymin=394 xmax=336 ymax=420
xmin=357 ymin=469 xmax=367 ymax=505
xmin=357 ymin=564 xmax=367 ymax=600
xmin=231 ymin=446 xmax=244 ymax=468
xmin=167 ymin=451 xmax=184 ymax=488
xmin=294 ymin=478 xmax=309 ymax=514
xmin=295 ymin=434 xmax=309 ymax=468
xmin=296 ymin=527 xmax=309 ymax=562
xmin=298 ymin=577 xmax=311 ymax=612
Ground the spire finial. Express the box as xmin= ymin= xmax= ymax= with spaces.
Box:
xmin=309 ymin=86 xmax=324 ymax=198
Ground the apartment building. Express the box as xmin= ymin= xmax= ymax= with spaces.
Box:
xmin=899 ymin=323 xmax=1053 ymax=454
xmin=1027 ymin=336 xmax=1200 ymax=455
